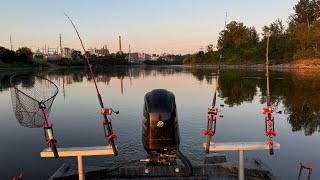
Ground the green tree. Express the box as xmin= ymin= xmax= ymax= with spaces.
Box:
xmin=218 ymin=21 xmax=259 ymax=50
xmin=217 ymin=21 xmax=261 ymax=63
xmin=290 ymin=0 xmax=320 ymax=27
xmin=71 ymin=50 xmax=82 ymax=60
xmin=16 ymin=47 xmax=33 ymax=62
xmin=0 ymin=46 xmax=18 ymax=63
xmin=262 ymin=19 xmax=296 ymax=63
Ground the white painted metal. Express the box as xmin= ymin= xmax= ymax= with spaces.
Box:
xmin=203 ymin=141 xmax=280 ymax=151
xmin=78 ymin=156 xmax=84 ymax=180
xmin=40 ymin=146 xmax=114 ymax=180
xmin=40 ymin=146 xmax=113 ymax=157
xmin=203 ymin=141 xmax=280 ymax=180
xmin=239 ymin=150 xmax=244 ymax=180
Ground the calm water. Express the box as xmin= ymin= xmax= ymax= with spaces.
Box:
xmin=0 ymin=66 xmax=319 ymax=179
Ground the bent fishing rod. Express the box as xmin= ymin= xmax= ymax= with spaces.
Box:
xmin=65 ymin=14 xmax=118 ymax=156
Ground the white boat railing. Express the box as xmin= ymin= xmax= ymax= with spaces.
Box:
xmin=41 ymin=146 xmax=114 ymax=180
xmin=203 ymin=141 xmax=280 ymax=180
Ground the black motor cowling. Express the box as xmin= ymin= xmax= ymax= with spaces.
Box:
xmin=141 ymin=89 xmax=193 ymax=175
xmin=142 ymin=89 xmax=180 ymax=153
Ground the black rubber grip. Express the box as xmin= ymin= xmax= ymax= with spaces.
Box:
xmin=269 ymin=148 xmax=274 ymax=155
xmin=50 ymin=142 xmax=59 ymax=158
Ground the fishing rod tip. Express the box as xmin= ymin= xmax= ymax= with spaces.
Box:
xmin=64 ymin=13 xmax=70 ymax=19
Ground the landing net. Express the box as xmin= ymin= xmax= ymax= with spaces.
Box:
xmin=10 ymin=74 xmax=58 ymax=128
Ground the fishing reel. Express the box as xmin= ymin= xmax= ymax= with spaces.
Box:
xmin=101 ymin=108 xmax=119 ymax=115
xmin=262 ymin=106 xmax=282 ymax=115
xmin=204 ymin=104 xmax=225 ymax=153
xmin=261 ymin=105 xmax=282 ymax=155
xmin=208 ymin=104 xmax=224 ymax=118
xmin=101 ymin=108 xmax=119 ymax=141
xmin=262 ymin=106 xmax=282 ymax=136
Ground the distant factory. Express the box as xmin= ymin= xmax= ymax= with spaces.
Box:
xmin=86 ymin=45 xmax=110 ymax=57
xmin=32 ymin=34 xmax=176 ymax=63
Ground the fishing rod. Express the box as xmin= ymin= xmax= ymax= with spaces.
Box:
xmin=65 ymin=14 xmax=118 ymax=156
xmin=263 ymin=31 xmax=275 ymax=155
xmin=298 ymin=162 xmax=312 ymax=180
xmin=204 ymin=67 xmax=224 ymax=153
xmin=12 ymin=172 xmax=23 ymax=180
xmin=204 ymin=12 xmax=227 ymax=153
xmin=262 ymin=32 xmax=282 ymax=155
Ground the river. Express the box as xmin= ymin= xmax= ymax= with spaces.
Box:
xmin=0 ymin=66 xmax=319 ymax=179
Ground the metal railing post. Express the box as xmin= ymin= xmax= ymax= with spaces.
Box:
xmin=239 ymin=150 xmax=244 ymax=180
xmin=78 ymin=155 xmax=85 ymax=180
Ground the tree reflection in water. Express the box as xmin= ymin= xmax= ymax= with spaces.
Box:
xmin=189 ymin=68 xmax=320 ymax=135
xmin=0 ymin=67 xmax=319 ymax=135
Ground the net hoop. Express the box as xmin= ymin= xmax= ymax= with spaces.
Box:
xmin=10 ymin=74 xmax=58 ymax=128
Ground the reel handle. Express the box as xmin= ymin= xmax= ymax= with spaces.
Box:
xmin=101 ymin=108 xmax=119 ymax=115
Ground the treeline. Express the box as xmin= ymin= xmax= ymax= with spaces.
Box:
xmin=0 ymin=46 xmax=187 ymax=67
xmin=0 ymin=47 xmax=34 ymax=64
xmin=0 ymin=46 xmax=129 ymax=66
xmin=184 ymin=0 xmax=320 ymax=65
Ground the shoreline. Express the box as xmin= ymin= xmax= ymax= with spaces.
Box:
xmin=2 ymin=62 xmax=320 ymax=71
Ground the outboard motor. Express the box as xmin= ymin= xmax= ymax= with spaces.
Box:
xmin=142 ymin=89 xmax=193 ymax=175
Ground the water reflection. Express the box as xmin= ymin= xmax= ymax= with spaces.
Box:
xmin=219 ymin=70 xmax=258 ymax=107
xmin=189 ymin=68 xmax=320 ymax=136
xmin=280 ymin=72 xmax=320 ymax=135
xmin=1 ymin=66 xmax=319 ymax=136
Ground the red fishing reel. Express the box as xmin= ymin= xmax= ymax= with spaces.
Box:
xmin=262 ymin=107 xmax=273 ymax=114
xmin=262 ymin=106 xmax=282 ymax=155
xmin=208 ymin=104 xmax=224 ymax=118
xmin=101 ymin=108 xmax=119 ymax=115
xmin=101 ymin=108 xmax=119 ymax=142
xmin=262 ymin=106 xmax=282 ymax=115
xmin=204 ymin=104 xmax=224 ymax=153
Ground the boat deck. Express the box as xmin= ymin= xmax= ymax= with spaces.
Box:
xmin=48 ymin=158 xmax=278 ymax=180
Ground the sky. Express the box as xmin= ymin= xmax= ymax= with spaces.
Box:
xmin=0 ymin=0 xmax=298 ymax=55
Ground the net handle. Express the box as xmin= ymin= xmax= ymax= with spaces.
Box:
xmin=10 ymin=74 xmax=59 ymax=104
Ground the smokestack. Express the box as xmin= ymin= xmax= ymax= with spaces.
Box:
xmin=119 ymin=36 xmax=122 ymax=55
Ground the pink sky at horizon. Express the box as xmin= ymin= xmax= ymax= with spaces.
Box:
xmin=1 ymin=0 xmax=298 ymax=55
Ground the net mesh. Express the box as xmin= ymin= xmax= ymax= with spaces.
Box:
xmin=10 ymin=74 xmax=58 ymax=128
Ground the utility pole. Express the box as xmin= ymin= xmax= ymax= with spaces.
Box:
xmin=128 ymin=44 xmax=131 ymax=62
xmin=60 ymin=34 xmax=63 ymax=57
xmin=10 ymin=35 xmax=14 ymax=51
xmin=119 ymin=36 xmax=122 ymax=55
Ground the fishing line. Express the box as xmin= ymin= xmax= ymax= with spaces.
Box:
xmin=65 ymin=13 xmax=118 ymax=155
